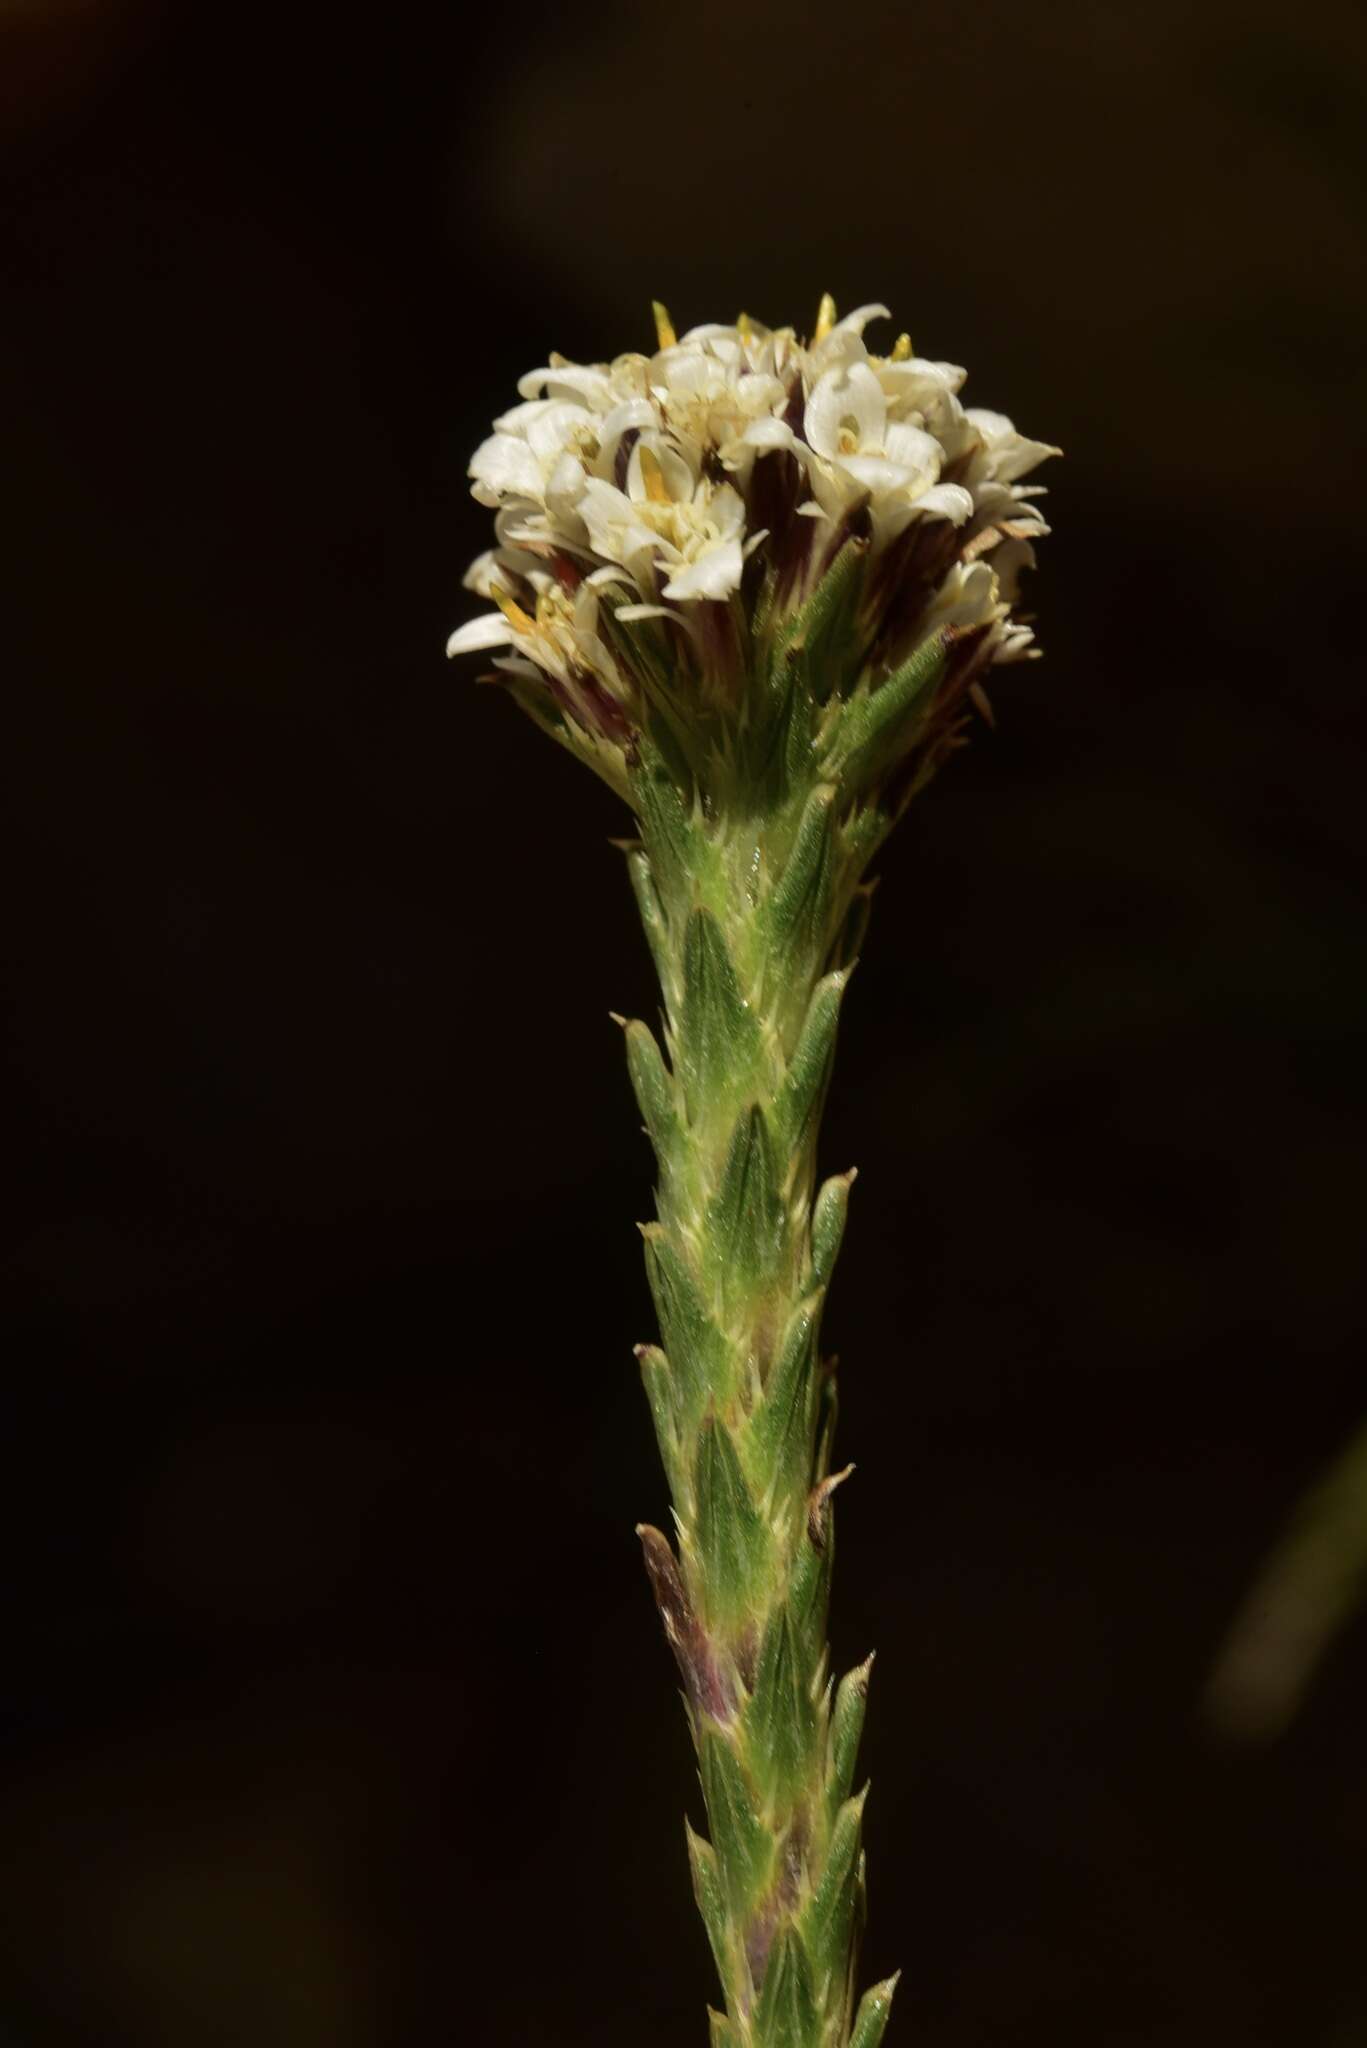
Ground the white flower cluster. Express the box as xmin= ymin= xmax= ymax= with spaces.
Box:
xmin=447 ymin=300 xmax=1057 ymax=744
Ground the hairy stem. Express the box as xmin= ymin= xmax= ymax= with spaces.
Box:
xmin=625 ymin=739 xmax=898 ymax=2048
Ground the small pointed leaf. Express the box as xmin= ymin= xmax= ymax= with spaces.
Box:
xmin=624 ymin=1017 xmax=679 ymax=1157
xmin=679 ymin=908 xmax=761 ymax=1116
xmin=687 ymin=1822 xmax=734 ymax=1997
xmin=694 ymin=1419 xmax=769 ymax=1630
xmin=764 ymin=785 xmax=837 ymax=958
xmin=625 ymin=847 xmax=676 ymax=1001
xmin=785 ymin=1525 xmax=832 ymax=1668
xmin=699 ymin=1728 xmax=772 ymax=1917
xmin=709 ymin=1103 xmax=783 ymax=1290
xmin=750 ymin=1290 xmax=822 ymax=1504
xmin=849 ymin=1972 xmax=900 ymax=2048
xmin=776 ymin=537 xmax=868 ymax=700
xmin=753 ymin=1923 xmax=820 ymax=2048
xmin=633 ymin=760 xmax=696 ymax=900
xmin=811 ymin=1171 xmax=855 ymax=1290
xmin=833 ymin=631 xmax=948 ymax=794
xmin=779 ymin=971 xmax=849 ymax=1155
xmin=828 ymin=1656 xmax=874 ymax=1822
xmin=635 ymin=1343 xmax=682 ymax=1497
xmin=800 ymin=1787 xmax=867 ymax=2004
xmin=641 ymin=1226 xmax=729 ymax=1420
xmin=748 ymin=1607 xmax=817 ymax=1810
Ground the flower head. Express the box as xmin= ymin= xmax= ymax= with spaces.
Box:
xmin=449 ymin=299 xmax=1058 ymax=808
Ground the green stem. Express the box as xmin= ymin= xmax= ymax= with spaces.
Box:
xmin=625 ymin=739 xmax=898 ymax=2048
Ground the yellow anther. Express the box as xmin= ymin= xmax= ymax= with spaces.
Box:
xmin=651 ymin=300 xmax=677 ymax=349
xmin=813 ymin=292 xmax=837 ymax=342
xmin=736 ymin=310 xmax=752 ymax=342
xmin=890 ymin=332 xmax=913 ymax=362
xmin=637 ymin=442 xmax=671 ymax=504
xmin=493 ymin=588 xmax=537 ymax=634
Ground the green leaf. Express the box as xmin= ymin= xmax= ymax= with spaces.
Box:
xmin=693 ymin=1419 xmax=769 ymax=1632
xmin=709 ymin=2014 xmax=741 ymax=2048
xmin=699 ymin=1729 xmax=772 ymax=1918
xmin=764 ymin=784 xmax=837 ymax=959
xmin=828 ymin=1656 xmax=874 ymax=1823
xmin=849 ymin=1973 xmax=900 ymax=2048
xmin=679 ymin=908 xmax=761 ymax=1118
xmin=748 ymin=1607 xmax=818 ymax=1811
xmin=641 ymin=1226 xmax=729 ymax=1421
xmin=778 ymin=970 xmax=849 ymax=1156
xmin=635 ymin=1343 xmax=682 ymax=1496
xmin=830 ymin=873 xmax=877 ymax=971
xmin=777 ymin=538 xmax=868 ymax=701
xmin=625 ymin=847 xmax=676 ymax=1002
xmin=832 ymin=632 xmax=948 ymax=795
xmin=750 ymin=1291 xmax=822 ymax=1506
xmin=753 ymin=1923 xmax=820 ymax=2048
xmin=810 ymin=1170 xmax=856 ymax=1291
xmin=749 ymin=643 xmax=812 ymax=806
xmin=623 ymin=1017 xmax=679 ymax=1158
xmin=800 ymin=1788 xmax=867 ymax=2006
xmin=709 ymin=1104 xmax=783 ymax=1292
xmin=687 ymin=1822 xmax=734 ymax=1997
xmin=785 ymin=1526 xmax=832 ymax=1669
xmin=633 ymin=760 xmax=696 ymax=900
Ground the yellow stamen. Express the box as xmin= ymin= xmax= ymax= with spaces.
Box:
xmin=494 ymin=588 xmax=537 ymax=635
xmin=651 ymin=300 xmax=677 ymax=349
xmin=736 ymin=310 xmax=752 ymax=342
xmin=813 ymin=292 xmax=837 ymax=343
xmin=890 ymin=332 xmax=913 ymax=362
xmin=637 ymin=442 xmax=671 ymax=504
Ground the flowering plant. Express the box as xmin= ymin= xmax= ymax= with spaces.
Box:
xmin=450 ymin=298 xmax=1057 ymax=2048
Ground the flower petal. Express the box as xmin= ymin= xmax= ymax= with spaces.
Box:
xmin=469 ymin=434 xmax=544 ymax=500
xmin=803 ymin=362 xmax=887 ymax=459
xmin=516 ymin=364 xmax=613 ymax=407
xmin=662 ymin=537 xmax=743 ymax=601
xmin=446 ymin=612 xmax=518 ymax=657
xmin=910 ymin=483 xmax=974 ymax=524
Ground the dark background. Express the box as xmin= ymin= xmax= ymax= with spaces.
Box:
xmin=4 ymin=1 xmax=1367 ymax=2041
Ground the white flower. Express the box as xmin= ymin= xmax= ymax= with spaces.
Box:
xmin=802 ymin=358 xmax=971 ymax=541
xmin=449 ymin=296 xmax=1058 ymax=748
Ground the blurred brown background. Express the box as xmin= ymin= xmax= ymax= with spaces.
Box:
xmin=4 ymin=0 xmax=1367 ymax=2042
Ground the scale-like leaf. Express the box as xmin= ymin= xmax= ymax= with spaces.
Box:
xmin=636 ymin=1343 xmax=682 ymax=1496
xmin=753 ymin=1923 xmax=820 ymax=2048
xmin=764 ymin=784 xmax=837 ymax=959
xmin=687 ymin=1822 xmax=734 ymax=1994
xmin=828 ymin=1656 xmax=874 ymax=1823
xmin=634 ymin=760 xmax=696 ymax=900
xmin=833 ymin=632 xmax=947 ymax=794
xmin=641 ymin=1226 xmax=728 ymax=1419
xmin=699 ymin=1729 xmax=772 ymax=1917
xmin=709 ymin=1103 xmax=783 ymax=1291
xmin=624 ymin=847 xmax=676 ymax=1002
xmin=624 ymin=1017 xmax=679 ymax=1158
xmin=779 ymin=972 xmax=849 ymax=1156
xmin=748 ymin=1607 xmax=817 ymax=1811
xmin=679 ymin=908 xmax=760 ymax=1116
xmin=694 ymin=1419 xmax=770 ymax=1630
xmin=810 ymin=1170 xmax=856 ymax=1290
xmin=801 ymin=1787 xmax=867 ymax=2006
xmin=849 ymin=1973 xmax=900 ymax=2048
xmin=775 ymin=537 xmax=867 ymax=702
xmin=750 ymin=1290 xmax=822 ymax=1504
